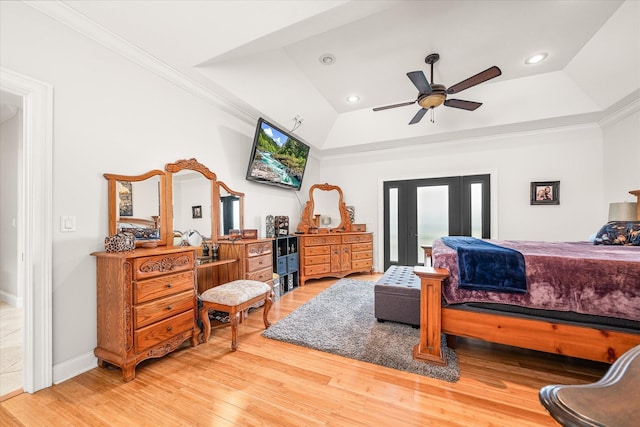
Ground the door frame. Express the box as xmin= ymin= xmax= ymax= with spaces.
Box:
xmin=376 ymin=170 xmax=498 ymax=272
xmin=1 ymin=67 xmax=53 ymax=393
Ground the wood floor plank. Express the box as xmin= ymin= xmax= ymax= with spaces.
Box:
xmin=0 ymin=274 xmax=609 ymax=426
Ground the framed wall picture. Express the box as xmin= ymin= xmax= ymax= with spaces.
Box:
xmin=531 ymin=181 xmax=560 ymax=205
xmin=192 ymin=205 xmax=202 ymax=218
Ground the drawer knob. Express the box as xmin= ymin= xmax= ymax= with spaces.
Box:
xmin=166 ymin=283 xmax=172 ymax=288
xmin=166 ymin=305 xmax=172 ymax=311
xmin=167 ymin=326 xmax=173 ymax=332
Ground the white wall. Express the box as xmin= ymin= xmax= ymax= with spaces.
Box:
xmin=0 ymin=1 xmax=310 ymax=377
xmin=602 ymin=109 xmax=640 ymax=204
xmin=319 ymin=124 xmax=614 ymax=271
xmin=0 ymin=109 xmax=21 ymax=305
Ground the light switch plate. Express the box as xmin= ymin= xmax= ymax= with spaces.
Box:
xmin=60 ymin=215 xmax=76 ymax=232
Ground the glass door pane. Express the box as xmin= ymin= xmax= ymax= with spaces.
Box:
xmin=416 ymin=186 xmax=449 ymax=265
xmin=470 ymin=183 xmax=482 ymax=238
xmin=389 ymin=188 xmax=399 ymax=262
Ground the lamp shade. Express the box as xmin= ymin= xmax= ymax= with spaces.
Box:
xmin=608 ymin=202 xmax=637 ymax=221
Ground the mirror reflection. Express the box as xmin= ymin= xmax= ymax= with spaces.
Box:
xmin=171 ymin=170 xmax=212 ymax=239
xmin=104 ymin=169 xmax=166 ymax=246
xmin=312 ymin=187 xmax=340 ymax=228
xmin=218 ymin=181 xmax=244 ymax=238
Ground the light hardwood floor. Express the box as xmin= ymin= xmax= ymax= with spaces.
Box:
xmin=0 ymin=274 xmax=608 ymax=426
xmin=0 ymin=302 xmax=22 ymax=400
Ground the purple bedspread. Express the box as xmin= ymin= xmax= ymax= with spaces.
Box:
xmin=432 ymin=239 xmax=640 ymax=321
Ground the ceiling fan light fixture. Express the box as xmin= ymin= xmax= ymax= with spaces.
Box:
xmin=417 ymin=84 xmax=447 ymax=109
xmin=525 ymin=52 xmax=548 ymax=64
xmin=319 ymin=53 xmax=335 ymax=65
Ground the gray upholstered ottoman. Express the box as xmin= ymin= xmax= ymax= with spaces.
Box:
xmin=374 ymin=266 xmax=421 ymax=326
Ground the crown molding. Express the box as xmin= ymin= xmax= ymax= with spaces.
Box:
xmin=25 ymin=0 xmax=255 ymax=126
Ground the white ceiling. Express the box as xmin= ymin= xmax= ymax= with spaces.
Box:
xmin=30 ymin=1 xmax=640 ymax=152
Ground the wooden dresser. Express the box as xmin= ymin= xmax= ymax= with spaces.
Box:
xmin=298 ymin=232 xmax=373 ymax=286
xmin=92 ymin=246 xmax=198 ymax=382
xmin=218 ymin=238 xmax=274 ymax=284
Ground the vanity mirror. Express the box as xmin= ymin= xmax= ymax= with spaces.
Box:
xmin=165 ymin=158 xmax=217 ymax=245
xmin=104 ymin=170 xmax=166 ymax=246
xmin=217 ymin=181 xmax=244 ymax=239
xmin=297 ymin=183 xmax=352 ymax=233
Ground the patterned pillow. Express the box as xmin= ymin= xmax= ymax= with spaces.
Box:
xmin=594 ymin=221 xmax=640 ymax=245
xmin=628 ymin=222 xmax=640 ymax=245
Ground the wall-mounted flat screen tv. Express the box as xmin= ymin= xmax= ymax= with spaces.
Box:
xmin=246 ymin=117 xmax=310 ymax=190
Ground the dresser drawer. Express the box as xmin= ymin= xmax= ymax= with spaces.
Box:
xmin=135 ymin=271 xmax=194 ymax=304
xmin=342 ymin=233 xmax=372 ymax=244
xmin=352 ymin=242 xmax=372 ymax=252
xmin=305 ymin=254 xmax=330 ymax=266
xmin=352 ymin=250 xmax=372 ymax=261
xmin=305 ymin=246 xmax=330 ymax=256
xmin=133 ymin=251 xmax=194 ymax=280
xmin=246 ymin=267 xmax=272 ymax=282
xmin=303 ymin=235 xmax=341 ymax=246
xmin=134 ymin=290 xmax=193 ymax=328
xmin=352 ymin=259 xmax=373 ymax=270
xmin=135 ymin=310 xmax=194 ymax=351
xmin=247 ymin=253 xmax=271 ymax=272
xmin=245 ymin=241 xmax=272 ymax=258
xmin=305 ymin=264 xmax=331 ymax=276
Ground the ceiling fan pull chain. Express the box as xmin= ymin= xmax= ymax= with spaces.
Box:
xmin=430 ymin=108 xmax=435 ymax=123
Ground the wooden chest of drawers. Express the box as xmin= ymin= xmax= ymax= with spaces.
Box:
xmin=218 ymin=238 xmax=274 ymax=284
xmin=299 ymin=232 xmax=373 ymax=286
xmin=92 ymin=247 xmax=197 ymax=382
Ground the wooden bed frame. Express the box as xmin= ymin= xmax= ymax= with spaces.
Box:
xmin=413 ymin=190 xmax=640 ymax=365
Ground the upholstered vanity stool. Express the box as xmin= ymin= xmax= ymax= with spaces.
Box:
xmin=199 ymin=279 xmax=274 ymax=351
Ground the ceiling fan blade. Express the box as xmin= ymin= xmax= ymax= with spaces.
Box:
xmin=444 ymin=99 xmax=483 ymax=111
xmin=372 ymin=100 xmax=416 ymax=112
xmin=409 ymin=108 xmax=428 ymax=125
xmin=407 ymin=71 xmax=432 ymax=94
xmin=446 ymin=66 xmax=501 ymax=94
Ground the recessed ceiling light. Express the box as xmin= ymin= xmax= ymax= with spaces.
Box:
xmin=525 ymin=52 xmax=548 ymax=64
xmin=347 ymin=95 xmax=360 ymax=103
xmin=319 ymin=54 xmax=335 ymax=65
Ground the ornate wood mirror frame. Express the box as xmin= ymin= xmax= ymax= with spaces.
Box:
xmin=217 ymin=181 xmax=244 ymax=240
xmin=164 ymin=158 xmax=217 ymax=245
xmin=297 ymin=183 xmax=352 ymax=233
xmin=104 ymin=169 xmax=167 ymax=246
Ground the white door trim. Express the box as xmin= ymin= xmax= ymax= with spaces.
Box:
xmin=1 ymin=67 xmax=53 ymax=393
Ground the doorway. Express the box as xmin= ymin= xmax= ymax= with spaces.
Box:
xmin=383 ymin=174 xmax=490 ymax=269
xmin=0 ymin=67 xmax=53 ymax=394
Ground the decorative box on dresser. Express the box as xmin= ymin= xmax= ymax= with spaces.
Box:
xmin=91 ymin=246 xmax=198 ymax=382
xmin=218 ymin=238 xmax=274 ymax=284
xmin=299 ymin=232 xmax=373 ymax=286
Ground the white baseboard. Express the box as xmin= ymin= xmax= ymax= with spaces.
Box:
xmin=53 ymin=351 xmax=97 ymax=385
xmin=0 ymin=290 xmax=23 ymax=308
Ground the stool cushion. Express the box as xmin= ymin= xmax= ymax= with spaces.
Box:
xmin=201 ymin=280 xmax=270 ymax=306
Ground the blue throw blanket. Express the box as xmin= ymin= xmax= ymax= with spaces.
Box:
xmin=441 ymin=236 xmax=527 ymax=293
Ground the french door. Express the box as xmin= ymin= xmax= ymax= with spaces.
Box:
xmin=383 ymin=174 xmax=490 ymax=269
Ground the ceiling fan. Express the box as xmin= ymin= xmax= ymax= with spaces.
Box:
xmin=373 ymin=53 xmax=501 ymax=124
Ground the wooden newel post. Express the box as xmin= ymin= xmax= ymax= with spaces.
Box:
xmin=413 ymin=266 xmax=449 ymax=365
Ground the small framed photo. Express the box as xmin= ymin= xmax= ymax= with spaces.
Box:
xmin=531 ymin=181 xmax=560 ymax=205
xmin=192 ymin=205 xmax=202 ymax=218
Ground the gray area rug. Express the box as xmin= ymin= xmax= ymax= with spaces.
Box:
xmin=262 ymin=278 xmax=460 ymax=382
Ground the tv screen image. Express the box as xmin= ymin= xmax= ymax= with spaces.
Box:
xmin=246 ymin=118 xmax=310 ymax=190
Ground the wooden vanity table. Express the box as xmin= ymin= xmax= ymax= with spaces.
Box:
xmin=296 ymin=183 xmax=373 ymax=285
xmin=95 ymin=158 xmax=259 ymax=381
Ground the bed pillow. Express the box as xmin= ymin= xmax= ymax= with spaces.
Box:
xmin=593 ymin=221 xmax=640 ymax=245
xmin=628 ymin=222 xmax=640 ymax=245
